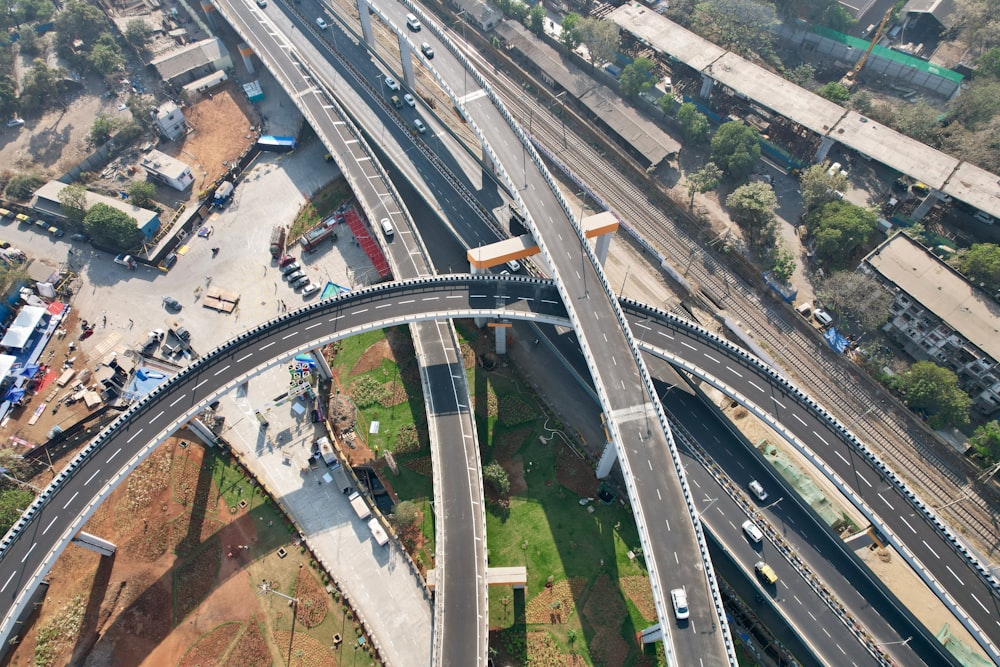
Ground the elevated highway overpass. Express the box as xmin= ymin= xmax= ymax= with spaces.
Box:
xmin=0 ymin=274 xmax=975 ymax=666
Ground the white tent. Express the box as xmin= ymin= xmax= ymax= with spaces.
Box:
xmin=0 ymin=306 xmax=47 ymax=349
xmin=0 ymin=355 xmax=15 ymax=381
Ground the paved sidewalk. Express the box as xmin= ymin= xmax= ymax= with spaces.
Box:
xmin=217 ymin=367 xmax=433 ymax=666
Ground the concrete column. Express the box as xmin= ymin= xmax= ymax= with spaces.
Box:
xmin=596 ymin=440 xmax=617 ymax=478
xmin=481 ymin=145 xmax=497 ymax=177
xmin=311 ymin=351 xmax=333 ymax=381
xmin=640 ymin=624 xmax=663 ymax=644
xmin=202 ymin=2 xmax=216 ymax=29
xmin=814 ymin=136 xmax=836 ymax=163
xmin=494 ymin=325 xmax=507 ymax=355
xmin=699 ymin=74 xmax=715 ymax=100
xmin=238 ymin=43 xmax=255 ymax=76
xmin=73 ymin=531 xmax=117 ymax=556
xmin=357 ymin=0 xmax=375 ymax=47
xmin=399 ymin=39 xmax=415 ymax=89
xmin=910 ymin=190 xmax=943 ymax=221
xmin=594 ymin=234 xmax=611 ymax=266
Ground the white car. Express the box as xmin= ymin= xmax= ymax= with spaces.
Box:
xmin=506 ymin=259 xmax=521 ymax=272
xmin=742 ymin=519 xmax=764 ymax=544
xmin=412 ymin=118 xmax=426 ymax=134
xmin=748 ymin=480 xmax=768 ymax=502
xmin=301 ymin=283 xmax=321 ymax=297
xmin=315 ymin=17 xmax=328 ymax=29
xmin=384 ymin=76 xmax=400 ymax=91
xmin=6 ymin=118 xmax=25 ymax=127
xmin=403 ymin=93 xmax=416 ymax=108
xmin=670 ymin=588 xmax=689 ymax=620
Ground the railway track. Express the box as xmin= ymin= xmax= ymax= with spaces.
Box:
xmin=472 ymin=48 xmax=1000 ymax=568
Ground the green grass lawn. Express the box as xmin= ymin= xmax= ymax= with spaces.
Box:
xmin=289 ymin=178 xmax=353 ymax=241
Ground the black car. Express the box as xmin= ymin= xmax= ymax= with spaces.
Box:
xmin=285 ymin=270 xmax=305 ymax=283
xmin=291 ymin=275 xmax=311 ymax=290
xmin=163 ymin=297 xmax=182 ymax=312
xmin=175 ymin=327 xmax=191 ymax=343
xmin=70 ymin=232 xmax=89 ymax=242
xmin=281 ymin=262 xmax=300 ymax=276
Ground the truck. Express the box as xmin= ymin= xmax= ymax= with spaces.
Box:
xmin=328 ymin=462 xmax=351 ymax=494
xmin=212 ymin=181 xmax=234 ymax=207
xmin=348 ymin=491 xmax=371 ymax=520
xmin=367 ymin=517 xmax=389 ymax=546
xmin=298 ymin=216 xmax=340 ymax=253
xmin=316 ymin=436 xmax=336 ymax=465
xmin=269 ymin=225 xmax=286 ymax=258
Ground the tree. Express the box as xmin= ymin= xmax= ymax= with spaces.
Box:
xmin=950 ymin=243 xmax=1000 ymax=292
xmin=124 ymin=18 xmax=153 ymax=48
xmin=18 ymin=58 xmax=64 ymax=116
xmin=559 ymin=13 xmax=582 ymax=52
xmin=578 ymin=18 xmax=619 ymax=68
xmin=83 ymin=203 xmax=143 ymax=249
xmin=726 ymin=182 xmax=777 ymax=247
xmin=618 ymin=56 xmax=656 ymax=98
xmin=687 ymin=162 xmax=723 ymax=206
xmin=483 ymin=461 xmax=510 ymax=497
xmin=978 ymin=47 xmax=1000 ymax=78
xmin=526 ymin=5 xmax=546 ymax=35
xmin=18 ymin=28 xmax=44 ymax=57
xmin=128 ymin=180 xmax=156 ymax=208
xmin=784 ymin=63 xmax=815 ymax=87
xmin=971 ymin=421 xmax=1000 ymax=466
xmin=816 ymin=271 xmax=892 ymax=332
xmin=693 ymin=0 xmax=777 ymax=59
xmin=799 ymin=163 xmax=848 ymax=211
xmin=391 ymin=500 xmax=420 ymax=531
xmin=895 ymin=361 xmax=971 ymax=428
xmin=88 ymin=33 xmax=124 ymax=76
xmin=4 ymin=172 xmax=44 ymax=201
xmin=677 ymin=103 xmax=710 ymax=143
xmin=126 ymin=94 xmax=155 ymax=128
xmin=0 ymin=263 xmax=29 ymax=302
xmin=89 ymin=113 xmax=115 ymax=146
xmin=0 ymin=488 xmax=35 ymax=536
xmin=850 ymin=91 xmax=873 ymax=114
xmin=710 ymin=121 xmax=760 ymax=180
xmin=58 ymin=183 xmax=88 ymax=224
xmin=54 ymin=1 xmax=108 ymax=51
xmin=805 ymin=200 xmax=877 ymax=268
xmin=949 ymin=81 xmax=1000 ymax=130
xmin=0 ymin=75 xmax=17 ymax=120
xmin=770 ymin=244 xmax=796 ymax=282
xmin=816 ymin=81 xmax=850 ymax=104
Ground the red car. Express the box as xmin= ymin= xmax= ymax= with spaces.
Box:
xmin=278 ymin=254 xmax=296 ymax=268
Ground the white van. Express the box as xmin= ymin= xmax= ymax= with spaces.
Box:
xmin=380 ymin=218 xmax=394 ymax=237
xmin=813 ymin=308 xmax=833 ymax=327
xmin=742 ymin=519 xmax=764 ymax=544
xmin=406 ymin=13 xmax=421 ymax=31
xmin=795 ymin=302 xmax=812 ymax=318
xmin=506 ymin=259 xmax=521 ymax=272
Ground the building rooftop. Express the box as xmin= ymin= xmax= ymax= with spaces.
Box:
xmin=610 ymin=3 xmax=726 ymax=71
xmin=495 ymin=20 xmax=679 ymax=166
xmin=864 ymin=233 xmax=1000 ymax=362
xmin=902 ymin=0 xmax=960 ymax=28
xmin=140 ymin=150 xmax=193 ymax=181
xmin=33 ymin=181 xmax=159 ymax=228
xmin=150 ymin=37 xmax=227 ymax=82
xmin=943 ymin=162 xmax=1000 ymax=218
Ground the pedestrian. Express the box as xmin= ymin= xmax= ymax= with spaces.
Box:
xmin=102 ymin=315 xmax=107 ymax=328
xmin=211 ymin=247 xmax=220 ymax=257
xmin=128 ymin=319 xmax=134 ymax=329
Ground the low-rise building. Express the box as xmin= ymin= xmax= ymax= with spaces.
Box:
xmin=862 ymin=233 xmax=1000 ymax=417
xmin=139 ymin=150 xmax=196 ymax=191
xmin=32 ymin=181 xmax=161 ymax=240
xmin=151 ymin=37 xmax=232 ymax=87
xmin=155 ymin=101 xmax=188 ymax=141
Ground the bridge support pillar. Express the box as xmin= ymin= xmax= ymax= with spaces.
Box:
xmin=481 ymin=145 xmax=498 ymax=177
xmin=594 ymin=233 xmax=611 ymax=266
xmin=492 ymin=323 xmax=509 ymax=355
xmin=202 ymin=2 xmax=216 ymax=29
xmin=357 ymin=0 xmax=375 ymax=48
xmin=640 ymin=624 xmax=662 ymax=644
xmin=398 ymin=39 xmax=415 ymax=89
xmin=814 ymin=136 xmax=836 ymax=164
xmin=596 ymin=440 xmax=617 ymax=479
xmin=699 ymin=75 xmax=715 ymax=100
xmin=910 ymin=191 xmax=941 ymax=221
xmin=238 ymin=43 xmax=256 ymax=76
xmin=72 ymin=531 xmax=117 ymax=557
xmin=311 ymin=351 xmax=333 ymax=381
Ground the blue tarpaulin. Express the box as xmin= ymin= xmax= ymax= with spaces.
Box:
xmin=824 ymin=327 xmax=850 ymax=353
xmin=2 ymin=387 xmax=25 ymax=403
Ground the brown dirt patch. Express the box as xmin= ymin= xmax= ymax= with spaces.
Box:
xmin=495 ymin=427 xmax=531 ymax=462
xmin=384 ymin=380 xmax=408 ymax=406
xmin=293 ymin=567 xmax=329 ymax=629
xmin=403 ymin=456 xmax=434 ymax=476
xmin=177 ymin=621 xmax=242 ymax=667
xmin=582 ymin=574 xmax=630 ymax=667
xmin=160 ymin=84 xmax=256 ymax=197
xmin=174 ymin=536 xmax=222 ymax=624
xmin=501 ymin=457 xmax=528 ymax=496
xmin=225 ymin=618 xmax=271 ymax=667
xmin=525 ymin=578 xmax=586 ymax=624
xmin=619 ymin=576 xmax=657 ymax=622
xmin=460 ymin=342 xmax=476 ymax=369
xmin=272 ymin=630 xmax=338 ymax=667
xmin=556 ymin=445 xmax=600 ymax=498
xmin=351 ymin=338 xmax=394 ymax=376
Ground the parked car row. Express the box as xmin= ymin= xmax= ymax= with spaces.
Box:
xmin=0 ymin=208 xmax=64 ymax=237
xmin=278 ymin=254 xmax=321 ymax=297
